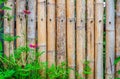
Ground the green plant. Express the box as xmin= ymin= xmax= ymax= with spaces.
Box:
xmin=83 ymin=60 xmax=92 ymax=79
xmin=114 ymin=56 xmax=120 ymax=79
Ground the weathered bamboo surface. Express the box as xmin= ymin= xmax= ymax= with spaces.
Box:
xmin=76 ymin=0 xmax=86 ymax=78
xmin=37 ymin=0 xmax=47 ymax=78
xmin=4 ymin=0 xmax=14 ymax=57
xmin=106 ymin=0 xmax=115 ymax=79
xmin=16 ymin=0 xmax=26 ymax=65
xmin=95 ymin=0 xmax=104 ymax=79
xmin=87 ymin=0 xmax=95 ymax=78
xmin=38 ymin=0 xmax=47 ymax=63
xmin=116 ymin=0 xmax=120 ymax=78
xmin=56 ymin=0 xmax=66 ymax=65
xmin=67 ymin=0 xmax=75 ymax=78
xmin=27 ymin=0 xmax=36 ymax=63
xmin=47 ymin=0 xmax=56 ymax=67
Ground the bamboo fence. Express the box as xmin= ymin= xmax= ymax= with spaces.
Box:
xmin=1 ymin=0 xmax=120 ymax=79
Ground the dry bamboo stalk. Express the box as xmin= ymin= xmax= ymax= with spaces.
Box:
xmin=95 ymin=0 xmax=104 ymax=79
xmin=47 ymin=0 xmax=56 ymax=67
xmin=66 ymin=0 xmax=75 ymax=79
xmin=87 ymin=0 xmax=95 ymax=79
xmin=76 ymin=0 xmax=86 ymax=78
xmin=106 ymin=0 xmax=115 ymax=79
xmin=16 ymin=0 xmax=26 ymax=65
xmin=56 ymin=0 xmax=66 ymax=65
xmin=37 ymin=0 xmax=47 ymax=78
xmin=116 ymin=0 xmax=120 ymax=78
xmin=27 ymin=0 xmax=36 ymax=63
xmin=4 ymin=0 xmax=14 ymax=57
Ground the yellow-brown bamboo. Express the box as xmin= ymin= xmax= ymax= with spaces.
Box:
xmin=116 ymin=0 xmax=120 ymax=78
xmin=56 ymin=0 xmax=66 ymax=65
xmin=95 ymin=0 xmax=104 ymax=79
xmin=106 ymin=0 xmax=115 ymax=79
xmin=16 ymin=0 xmax=26 ymax=66
xmin=87 ymin=0 xmax=95 ymax=79
xmin=76 ymin=0 xmax=86 ymax=78
xmin=38 ymin=0 xmax=47 ymax=78
xmin=4 ymin=0 xmax=14 ymax=57
xmin=67 ymin=0 xmax=75 ymax=79
xmin=27 ymin=0 xmax=36 ymax=63
xmin=47 ymin=0 xmax=56 ymax=67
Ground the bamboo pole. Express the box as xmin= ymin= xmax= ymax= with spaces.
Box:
xmin=27 ymin=0 xmax=36 ymax=63
xmin=116 ymin=0 xmax=120 ymax=78
xmin=56 ymin=0 xmax=66 ymax=65
xmin=4 ymin=0 xmax=14 ymax=57
xmin=16 ymin=0 xmax=26 ymax=65
xmin=37 ymin=0 xmax=47 ymax=78
xmin=87 ymin=0 xmax=95 ymax=79
xmin=95 ymin=0 xmax=104 ymax=79
xmin=76 ymin=0 xmax=86 ymax=78
xmin=106 ymin=0 xmax=115 ymax=79
xmin=47 ymin=0 xmax=56 ymax=67
xmin=66 ymin=0 xmax=75 ymax=79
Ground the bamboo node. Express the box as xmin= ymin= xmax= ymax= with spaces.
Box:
xmin=48 ymin=50 xmax=55 ymax=53
xmin=116 ymin=12 xmax=120 ymax=17
xmin=38 ymin=1 xmax=46 ymax=6
xmin=94 ymin=2 xmax=104 ymax=7
xmin=47 ymin=2 xmax=55 ymax=6
xmin=76 ymin=26 xmax=85 ymax=30
xmin=67 ymin=18 xmax=75 ymax=22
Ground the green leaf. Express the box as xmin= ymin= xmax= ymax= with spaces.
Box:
xmin=114 ymin=57 xmax=120 ymax=65
xmin=2 ymin=6 xmax=11 ymax=10
xmin=0 ymin=41 xmax=2 ymax=51
xmin=117 ymin=70 xmax=120 ymax=74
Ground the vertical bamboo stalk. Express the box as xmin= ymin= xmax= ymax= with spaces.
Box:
xmin=4 ymin=0 xmax=14 ymax=57
xmin=16 ymin=0 xmax=26 ymax=65
xmin=38 ymin=0 xmax=47 ymax=78
xmin=95 ymin=0 xmax=104 ymax=79
xmin=67 ymin=0 xmax=75 ymax=79
xmin=76 ymin=0 xmax=86 ymax=78
xmin=56 ymin=0 xmax=66 ymax=65
xmin=106 ymin=0 xmax=115 ymax=79
xmin=87 ymin=0 xmax=95 ymax=79
xmin=27 ymin=0 xmax=36 ymax=63
xmin=116 ymin=0 xmax=120 ymax=78
xmin=47 ymin=0 xmax=56 ymax=67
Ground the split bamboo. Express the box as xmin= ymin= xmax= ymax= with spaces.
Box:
xmin=95 ymin=0 xmax=104 ymax=79
xmin=76 ymin=0 xmax=86 ymax=78
xmin=116 ymin=0 xmax=120 ymax=78
xmin=4 ymin=0 xmax=14 ymax=57
xmin=27 ymin=0 xmax=36 ymax=63
xmin=106 ymin=0 xmax=115 ymax=79
xmin=37 ymin=0 xmax=47 ymax=78
xmin=67 ymin=0 xmax=75 ymax=79
xmin=16 ymin=0 xmax=26 ymax=66
xmin=87 ymin=0 xmax=95 ymax=78
xmin=56 ymin=0 xmax=66 ymax=65
xmin=47 ymin=0 xmax=56 ymax=67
